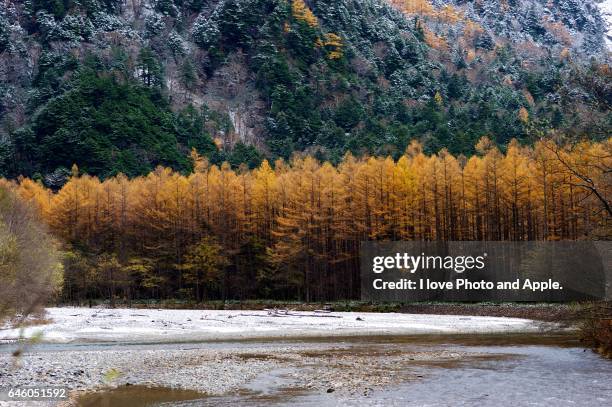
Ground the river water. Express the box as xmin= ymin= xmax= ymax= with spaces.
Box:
xmin=66 ymin=334 xmax=612 ymax=407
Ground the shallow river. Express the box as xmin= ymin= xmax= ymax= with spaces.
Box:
xmin=261 ymin=337 xmax=611 ymax=407
xmin=3 ymin=334 xmax=611 ymax=406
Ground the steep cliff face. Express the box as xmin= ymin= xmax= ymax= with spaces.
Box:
xmin=0 ymin=0 xmax=609 ymax=180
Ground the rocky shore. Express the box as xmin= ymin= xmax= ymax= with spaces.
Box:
xmin=0 ymin=307 xmax=571 ymax=406
xmin=0 ymin=340 xmax=486 ymax=406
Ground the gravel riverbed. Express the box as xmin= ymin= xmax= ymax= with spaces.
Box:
xmin=0 ymin=340 xmax=486 ymax=406
xmin=0 ymin=307 xmax=569 ymax=406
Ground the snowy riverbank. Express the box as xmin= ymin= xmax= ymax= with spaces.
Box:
xmin=0 ymin=307 xmax=563 ymax=344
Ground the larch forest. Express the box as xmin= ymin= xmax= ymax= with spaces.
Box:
xmin=2 ymin=138 xmax=609 ymax=303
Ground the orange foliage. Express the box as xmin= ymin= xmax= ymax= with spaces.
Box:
xmin=423 ymin=27 xmax=448 ymax=51
xmin=438 ymin=4 xmax=463 ymax=23
xmin=6 ymin=138 xmax=609 ymax=301
xmin=322 ymin=33 xmax=343 ymax=60
xmin=7 ymin=138 xmax=609 ymax=252
xmin=543 ymin=18 xmax=573 ymax=46
xmin=390 ymin=0 xmax=435 ymax=16
xmin=292 ymin=0 xmax=318 ymax=27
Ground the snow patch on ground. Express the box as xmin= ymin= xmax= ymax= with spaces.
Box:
xmin=0 ymin=308 xmax=561 ymax=343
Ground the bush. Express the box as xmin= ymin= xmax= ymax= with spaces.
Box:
xmin=580 ymin=302 xmax=612 ymax=359
xmin=0 ymin=188 xmax=63 ymax=319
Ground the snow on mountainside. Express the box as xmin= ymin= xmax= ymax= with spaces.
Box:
xmin=0 ymin=0 xmax=610 ymax=179
xmin=600 ymin=0 xmax=612 ymax=48
xmin=413 ymin=0 xmax=609 ymax=56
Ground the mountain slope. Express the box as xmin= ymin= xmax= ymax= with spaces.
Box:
xmin=0 ymin=0 xmax=609 ymax=181
xmin=426 ymin=0 xmax=607 ymax=55
xmin=599 ymin=0 xmax=612 ymax=48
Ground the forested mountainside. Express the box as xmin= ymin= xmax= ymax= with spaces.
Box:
xmin=0 ymin=0 xmax=610 ymax=182
xmin=427 ymin=0 xmax=607 ymax=54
